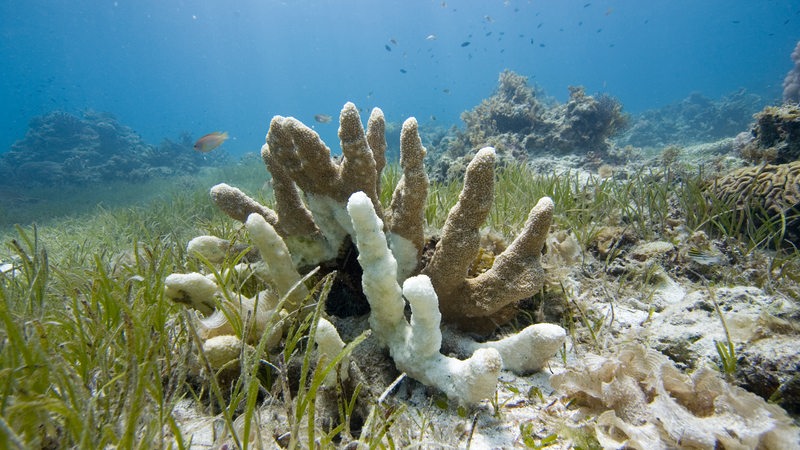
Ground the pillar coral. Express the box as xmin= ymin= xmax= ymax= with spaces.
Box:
xmin=165 ymin=102 xmax=565 ymax=403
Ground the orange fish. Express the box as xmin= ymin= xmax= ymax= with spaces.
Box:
xmin=194 ymin=131 xmax=228 ymax=153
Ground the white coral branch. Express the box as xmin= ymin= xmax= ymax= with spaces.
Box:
xmin=347 ymin=191 xmax=502 ymax=404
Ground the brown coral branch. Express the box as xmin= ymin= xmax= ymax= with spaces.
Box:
xmin=265 ymin=115 xmax=340 ymax=198
xmin=209 ymin=183 xmax=278 ymax=225
xmin=339 ymin=102 xmax=382 ymax=214
xmin=386 ymin=117 xmax=429 ymax=262
xmin=464 ymin=196 xmax=553 ymax=320
xmin=423 ymin=147 xmax=554 ymax=331
xmin=423 ymin=148 xmax=496 ymax=323
xmin=367 ymin=108 xmax=387 ymax=190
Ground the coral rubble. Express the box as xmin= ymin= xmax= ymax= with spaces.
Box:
xmin=430 ymin=70 xmax=627 ymax=181
xmin=165 ymin=102 xmax=565 ymax=404
xmin=552 ymin=345 xmax=800 ymax=449
xmin=0 ymin=110 xmax=226 ymax=186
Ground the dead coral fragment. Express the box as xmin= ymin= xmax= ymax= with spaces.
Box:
xmin=551 ymin=345 xmax=800 ymax=449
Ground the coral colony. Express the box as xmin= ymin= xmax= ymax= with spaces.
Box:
xmin=164 ymin=102 xmax=566 ymax=404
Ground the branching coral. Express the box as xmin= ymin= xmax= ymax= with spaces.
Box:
xmin=165 ymin=102 xmax=565 ymax=404
xmin=423 ymin=148 xmax=555 ymax=331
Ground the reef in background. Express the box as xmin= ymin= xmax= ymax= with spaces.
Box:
xmin=0 ymin=110 xmax=228 ymax=186
xmin=428 ymin=70 xmax=628 ymax=181
xmin=784 ymin=40 xmax=800 ymax=104
xmin=617 ymin=90 xmax=764 ymax=149
xmin=734 ymin=103 xmax=800 ymax=164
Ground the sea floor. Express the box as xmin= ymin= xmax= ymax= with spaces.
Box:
xmin=1 ymin=145 xmax=798 ymax=448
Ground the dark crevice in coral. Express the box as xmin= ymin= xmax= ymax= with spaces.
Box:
xmin=308 ymin=236 xmax=371 ymax=318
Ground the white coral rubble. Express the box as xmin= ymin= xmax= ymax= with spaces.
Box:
xmin=551 ymin=345 xmax=800 ymax=449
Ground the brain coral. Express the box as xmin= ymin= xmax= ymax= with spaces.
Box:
xmin=709 ymin=161 xmax=800 ymax=243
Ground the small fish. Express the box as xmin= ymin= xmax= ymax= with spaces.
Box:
xmin=400 ymin=68 xmax=407 ymax=74
xmin=390 ymin=38 xmax=398 ymax=45
xmin=442 ymin=88 xmax=450 ymax=94
xmin=430 ymin=115 xmax=437 ymax=121
xmin=583 ymin=3 xmax=591 ymax=7
xmin=484 ymin=15 xmax=493 ymax=23
xmin=194 ymin=131 xmax=228 ymax=153
xmin=687 ymin=247 xmax=723 ymax=266
xmin=461 ymin=41 xmax=471 ymax=47
xmin=426 ymin=34 xmax=437 ymax=40
xmin=384 ymin=44 xmax=392 ymax=52
xmin=314 ymin=114 xmax=332 ymax=123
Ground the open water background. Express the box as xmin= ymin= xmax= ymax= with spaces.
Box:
xmin=1 ymin=0 xmax=798 ymax=157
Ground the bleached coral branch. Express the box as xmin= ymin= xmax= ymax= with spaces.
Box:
xmin=347 ymin=191 xmax=501 ymax=404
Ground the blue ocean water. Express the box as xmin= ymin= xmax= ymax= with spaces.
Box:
xmin=1 ymin=0 xmax=798 ymax=157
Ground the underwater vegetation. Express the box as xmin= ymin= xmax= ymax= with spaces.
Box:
xmin=0 ymin=166 xmax=798 ymax=447
xmin=2 ymin=88 xmax=800 ymax=446
xmin=4 ymin=36 xmax=800 ymax=444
